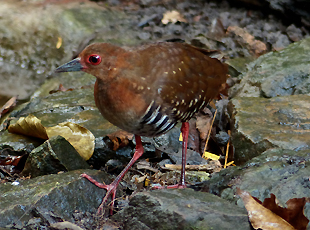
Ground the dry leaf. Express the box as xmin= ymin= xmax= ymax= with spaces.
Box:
xmin=237 ymin=188 xmax=295 ymax=230
xmin=162 ymin=10 xmax=187 ymax=24
xmin=196 ymin=108 xmax=213 ymax=141
xmin=286 ymin=198 xmax=309 ymax=229
xmin=203 ymin=151 xmax=220 ymax=160
xmin=107 ymin=130 xmax=133 ymax=151
xmin=8 ymin=114 xmax=48 ymax=139
xmin=0 ymin=96 xmax=18 ymax=118
xmin=136 ymin=159 xmax=159 ymax=173
xmin=8 ymin=115 xmax=94 ymax=160
xmin=51 ymin=221 xmax=84 ymax=230
xmin=134 ymin=175 xmax=148 ymax=184
xmin=46 ymin=122 xmax=95 ymax=160
xmin=227 ymin=26 xmax=267 ymax=56
xmin=56 ymin=37 xmax=62 ymax=49
xmin=262 ymin=195 xmax=309 ymax=230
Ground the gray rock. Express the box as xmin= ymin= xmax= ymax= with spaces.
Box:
xmin=203 ymin=148 xmax=310 ymax=221
xmin=22 ymin=136 xmax=90 ymax=177
xmin=231 ymin=37 xmax=310 ymax=98
xmin=229 ymin=95 xmax=310 ymax=164
xmin=0 ymin=1 xmax=127 ymax=99
xmin=113 ymin=189 xmax=250 ymax=230
xmin=0 ymin=169 xmax=118 ymax=228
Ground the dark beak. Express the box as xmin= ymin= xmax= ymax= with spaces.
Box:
xmin=55 ymin=58 xmax=83 ymax=73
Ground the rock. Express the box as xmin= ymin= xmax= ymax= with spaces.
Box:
xmin=228 ymin=0 xmax=310 ymax=28
xmin=112 ymin=189 xmax=251 ymax=230
xmin=0 ymin=87 xmax=120 ymax=154
xmin=202 ymin=148 xmax=310 ymax=221
xmin=0 ymin=169 xmax=119 ymax=228
xmin=22 ymin=136 xmax=90 ymax=177
xmin=0 ymin=132 xmax=41 ymax=156
xmin=229 ymin=95 xmax=310 ymax=164
xmin=0 ymin=0 xmax=128 ymax=99
xmin=230 ymin=37 xmax=310 ymax=98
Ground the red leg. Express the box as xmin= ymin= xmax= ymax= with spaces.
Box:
xmin=153 ymin=122 xmax=189 ymax=189
xmin=81 ymin=135 xmax=144 ymax=215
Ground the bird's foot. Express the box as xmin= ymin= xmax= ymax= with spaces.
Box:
xmin=80 ymin=173 xmax=117 ymax=216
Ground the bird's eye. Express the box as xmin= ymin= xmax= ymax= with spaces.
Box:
xmin=88 ymin=54 xmax=101 ymax=65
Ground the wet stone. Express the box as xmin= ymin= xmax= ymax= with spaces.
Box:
xmin=202 ymin=148 xmax=310 ymax=221
xmin=0 ymin=169 xmax=117 ymax=228
xmin=22 ymin=135 xmax=90 ymax=178
xmin=112 ymin=189 xmax=250 ymax=230
xmin=229 ymin=95 xmax=310 ymax=164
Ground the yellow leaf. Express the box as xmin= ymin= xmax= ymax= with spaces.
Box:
xmin=8 ymin=115 xmax=94 ymax=160
xmin=145 ymin=178 xmax=150 ymax=187
xmin=46 ymin=122 xmax=94 ymax=160
xmin=56 ymin=37 xmax=62 ymax=49
xmin=8 ymin=114 xmax=49 ymax=139
xmin=203 ymin=151 xmax=220 ymax=160
xmin=179 ymin=132 xmax=183 ymax=142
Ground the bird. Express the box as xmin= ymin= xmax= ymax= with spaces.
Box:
xmin=55 ymin=42 xmax=228 ymax=215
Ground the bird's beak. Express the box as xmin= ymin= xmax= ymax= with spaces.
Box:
xmin=55 ymin=58 xmax=84 ymax=73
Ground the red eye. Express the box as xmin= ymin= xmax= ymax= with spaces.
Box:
xmin=88 ymin=54 xmax=101 ymax=65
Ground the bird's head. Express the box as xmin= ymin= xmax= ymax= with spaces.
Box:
xmin=55 ymin=43 xmax=124 ymax=77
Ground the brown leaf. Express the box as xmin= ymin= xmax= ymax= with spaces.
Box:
xmin=136 ymin=159 xmax=159 ymax=173
xmin=255 ymin=193 xmax=309 ymax=229
xmin=196 ymin=108 xmax=213 ymax=141
xmin=237 ymin=188 xmax=295 ymax=230
xmin=227 ymin=26 xmax=267 ymax=56
xmin=107 ymin=130 xmax=133 ymax=151
xmin=286 ymin=198 xmax=309 ymax=229
xmin=0 ymin=96 xmax=18 ymax=118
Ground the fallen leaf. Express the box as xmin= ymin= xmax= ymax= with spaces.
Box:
xmin=203 ymin=151 xmax=220 ymax=160
xmin=227 ymin=26 xmax=267 ymax=56
xmin=237 ymin=188 xmax=303 ymax=230
xmin=107 ymin=130 xmax=133 ymax=151
xmin=8 ymin=114 xmax=48 ymax=139
xmin=8 ymin=115 xmax=94 ymax=160
xmin=196 ymin=108 xmax=213 ymax=141
xmin=56 ymin=36 xmax=62 ymax=49
xmin=162 ymin=10 xmax=187 ymax=24
xmin=134 ymin=175 xmax=148 ymax=184
xmin=51 ymin=221 xmax=84 ymax=230
xmin=286 ymin=198 xmax=309 ymax=229
xmin=136 ymin=159 xmax=159 ymax=173
xmin=0 ymin=96 xmax=18 ymax=118
xmin=208 ymin=18 xmax=225 ymax=40
xmin=46 ymin=122 xmax=95 ymax=161
xmin=262 ymin=195 xmax=309 ymax=230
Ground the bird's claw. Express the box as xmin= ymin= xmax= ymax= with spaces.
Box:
xmin=81 ymin=173 xmax=117 ymax=215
